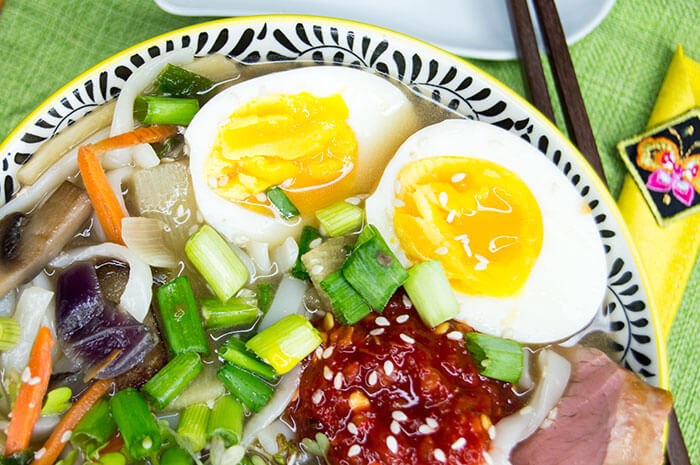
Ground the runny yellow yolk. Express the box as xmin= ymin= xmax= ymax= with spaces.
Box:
xmin=205 ymin=92 xmax=358 ymax=215
xmin=394 ymin=156 xmax=543 ymax=297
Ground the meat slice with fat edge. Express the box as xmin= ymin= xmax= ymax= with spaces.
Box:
xmin=511 ymin=346 xmax=672 ymax=465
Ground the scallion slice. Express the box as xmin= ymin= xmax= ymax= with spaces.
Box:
xmin=156 ymin=276 xmax=209 ymax=355
xmin=40 ymin=387 xmax=72 ymax=416
xmin=265 ymin=186 xmax=300 ymax=219
xmin=152 ymin=64 xmax=215 ymax=100
xmin=246 ymin=314 xmax=322 ymax=375
xmin=403 ymin=260 xmax=459 ymax=327
xmin=110 ymin=389 xmax=161 ymax=459
xmin=355 ymin=224 xmax=380 ymax=248
xmin=207 ymin=395 xmax=244 ymax=447
xmin=256 ymin=283 xmax=273 ymax=314
xmin=342 ymin=230 xmax=408 ymax=310
xmin=133 ymin=96 xmax=199 ymax=125
xmin=185 ymin=225 xmax=249 ymax=302
xmin=218 ymin=337 xmax=279 ymax=383
xmin=177 ymin=402 xmax=211 ymax=452
xmin=142 ymin=352 xmax=204 ymax=409
xmin=320 ymin=271 xmax=371 ymax=325
xmin=315 ymin=201 xmax=364 ymax=237
xmin=201 ymin=297 xmax=260 ymax=330
xmin=71 ymin=398 xmax=116 ymax=458
xmin=217 ymin=364 xmax=273 ymax=413
xmin=464 ymin=332 xmax=524 ymax=384
xmin=291 ymin=226 xmax=323 ymax=280
xmin=0 ymin=317 xmax=20 ymax=351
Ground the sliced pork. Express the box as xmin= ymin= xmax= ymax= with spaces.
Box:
xmin=510 ymin=346 xmax=672 ymax=465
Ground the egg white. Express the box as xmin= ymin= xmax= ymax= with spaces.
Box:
xmin=186 ymin=66 xmax=417 ymax=245
xmin=365 ymin=119 xmax=608 ymax=344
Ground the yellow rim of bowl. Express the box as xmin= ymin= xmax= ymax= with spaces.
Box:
xmin=0 ymin=14 xmax=668 ymax=390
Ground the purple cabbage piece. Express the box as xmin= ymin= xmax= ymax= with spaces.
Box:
xmin=56 ymin=262 xmax=156 ymax=379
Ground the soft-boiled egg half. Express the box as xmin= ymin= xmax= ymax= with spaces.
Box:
xmin=187 ymin=66 xmax=417 ymax=245
xmin=366 ymin=119 xmax=607 ymax=344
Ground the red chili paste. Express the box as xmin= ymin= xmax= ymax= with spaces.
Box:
xmin=287 ymin=291 xmax=523 ymax=465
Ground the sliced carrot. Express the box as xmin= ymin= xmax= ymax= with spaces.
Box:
xmin=78 ymin=125 xmax=178 ymax=244
xmin=31 ymin=378 xmax=113 ymax=465
xmin=4 ymin=326 xmax=54 ymax=456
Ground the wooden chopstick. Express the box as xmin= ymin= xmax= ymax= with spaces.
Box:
xmin=506 ymin=1 xmax=691 ymax=465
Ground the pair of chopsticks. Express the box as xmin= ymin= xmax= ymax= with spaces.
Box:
xmin=506 ymin=1 xmax=690 ymax=464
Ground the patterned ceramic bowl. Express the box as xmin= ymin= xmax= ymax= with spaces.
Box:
xmin=0 ymin=16 xmax=666 ymax=388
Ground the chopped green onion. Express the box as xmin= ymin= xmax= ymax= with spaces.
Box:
xmin=265 ymin=186 xmax=300 ymax=219
xmin=256 ymin=283 xmax=273 ymax=314
xmin=156 ymin=276 xmax=209 ymax=355
xmin=40 ymin=386 xmax=72 ymax=416
xmin=177 ymin=402 xmax=210 ymax=452
xmin=185 ymin=225 xmax=249 ymax=302
xmin=403 ymin=260 xmax=459 ymax=328
xmin=464 ymin=332 xmax=524 ymax=384
xmin=356 ymin=224 xmax=379 ymax=248
xmin=71 ymin=398 xmax=116 ymax=458
xmin=217 ymin=364 xmax=273 ymax=413
xmin=207 ymin=395 xmax=244 ymax=447
xmin=0 ymin=317 xmax=20 ymax=351
xmin=133 ymin=96 xmax=199 ymax=125
xmin=160 ymin=447 xmax=194 ymax=465
xmin=152 ymin=64 xmax=215 ymax=100
xmin=218 ymin=337 xmax=278 ymax=382
xmin=342 ymin=230 xmax=408 ymax=310
xmin=142 ymin=352 xmax=204 ymax=409
xmin=320 ymin=270 xmax=371 ymax=325
xmin=315 ymin=201 xmax=364 ymax=237
xmin=246 ymin=314 xmax=322 ymax=374
xmin=110 ymin=389 xmax=161 ymax=459
xmin=96 ymin=453 xmax=126 ymax=465
xmin=201 ymin=297 xmax=260 ymax=330
xmin=291 ymin=226 xmax=323 ymax=280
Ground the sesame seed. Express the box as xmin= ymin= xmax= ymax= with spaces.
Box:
xmin=60 ymin=430 xmax=72 ymax=443
xmin=451 ymin=438 xmax=466 ymax=450
xmin=348 ymin=445 xmax=361 ymax=457
xmin=369 ymin=328 xmax=385 ymax=336
xmin=347 ymin=422 xmax=359 ymax=435
xmin=311 ymin=264 xmax=324 ymax=275
xmin=483 ymin=451 xmax=494 ymax=465
xmin=390 ymin=421 xmax=401 ymax=435
xmin=315 ymin=347 xmax=323 ymax=359
xmin=451 ymin=173 xmax=466 ymax=183
xmin=28 ymin=402 xmax=35 ymax=409
xmin=375 ymin=316 xmax=391 ymax=327
xmin=312 ymin=390 xmax=324 ymax=405
xmin=392 ymin=410 xmax=408 ymax=422
xmin=34 ymin=448 xmax=46 ymax=460
xmin=396 ymin=314 xmax=410 ymax=324
xmin=255 ymin=193 xmax=267 ymax=203
xmin=439 ymin=192 xmax=448 ymax=207
xmin=418 ymin=424 xmax=434 ymax=434
xmin=386 ymin=435 xmax=398 ymax=453
xmin=435 ymin=246 xmax=448 ymax=255
xmin=426 ymin=417 xmax=438 ymax=429
xmin=334 ymin=372 xmax=344 ymax=390
xmin=447 ymin=331 xmax=463 ymax=341
xmin=402 ymin=294 xmax=413 ymax=308
xmin=433 ymin=448 xmax=447 ymax=462
xmin=383 ymin=360 xmax=394 ymax=376
xmin=446 ymin=209 xmax=457 ymax=223
xmin=345 ymin=196 xmax=361 ymax=205
xmin=393 ymin=198 xmax=406 ymax=208
xmin=367 ymin=371 xmax=378 ymax=386
xmin=21 ymin=367 xmax=31 ymax=383
xmin=322 ymin=346 xmax=335 ymax=359
xmin=488 ymin=425 xmax=496 ymax=439
xmin=323 ymin=366 xmax=334 ymax=381
xmin=27 ymin=376 xmax=41 ymax=386
xmin=399 ymin=333 xmax=415 ymax=344
xmin=142 ymin=437 xmax=153 ymax=450
xmin=309 ymin=238 xmax=323 ymax=249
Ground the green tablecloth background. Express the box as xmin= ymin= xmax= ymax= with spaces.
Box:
xmin=0 ymin=0 xmax=698 ymax=460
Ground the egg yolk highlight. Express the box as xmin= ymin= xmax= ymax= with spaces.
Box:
xmin=205 ymin=92 xmax=358 ymax=214
xmin=394 ymin=157 xmax=543 ymax=297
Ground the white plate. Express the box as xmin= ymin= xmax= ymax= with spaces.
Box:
xmin=154 ymin=0 xmax=616 ymax=60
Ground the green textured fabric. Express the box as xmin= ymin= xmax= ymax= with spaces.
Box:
xmin=0 ymin=0 xmax=698 ymax=460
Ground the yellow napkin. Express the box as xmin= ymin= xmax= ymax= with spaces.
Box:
xmin=617 ymin=46 xmax=700 ymax=341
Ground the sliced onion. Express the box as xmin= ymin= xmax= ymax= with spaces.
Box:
xmin=489 ymin=349 xmax=571 ymax=465
xmin=255 ymin=420 xmax=295 ymax=455
xmin=0 ymin=289 xmax=17 ymax=317
xmin=121 ymin=217 xmax=178 ymax=268
xmin=247 ymin=240 xmax=273 ymax=275
xmin=1 ymin=286 xmax=53 ymax=372
xmin=272 ymin=237 xmax=299 ymax=274
xmin=49 ymin=243 xmax=152 ymax=322
xmin=106 ymin=166 xmax=132 ymax=214
xmin=258 ymin=277 xmax=307 ymax=331
xmin=242 ymin=365 xmax=301 ymax=447
xmin=109 ymin=49 xmax=194 ymax=165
